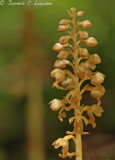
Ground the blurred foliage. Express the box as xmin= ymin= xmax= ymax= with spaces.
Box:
xmin=0 ymin=0 xmax=115 ymax=160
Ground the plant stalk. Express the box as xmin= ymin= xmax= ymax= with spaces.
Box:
xmin=76 ymin=133 xmax=82 ymax=160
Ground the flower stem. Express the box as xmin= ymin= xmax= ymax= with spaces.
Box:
xmin=76 ymin=134 xmax=82 ymax=160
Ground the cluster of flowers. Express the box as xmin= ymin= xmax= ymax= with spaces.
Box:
xmin=49 ymin=7 xmax=105 ymax=158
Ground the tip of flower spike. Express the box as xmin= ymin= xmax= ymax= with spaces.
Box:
xmin=70 ymin=7 xmax=76 ymax=13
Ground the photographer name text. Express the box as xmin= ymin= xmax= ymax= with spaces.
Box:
xmin=0 ymin=0 xmax=53 ymax=6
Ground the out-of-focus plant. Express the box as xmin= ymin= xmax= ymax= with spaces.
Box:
xmin=49 ymin=7 xmax=105 ymax=160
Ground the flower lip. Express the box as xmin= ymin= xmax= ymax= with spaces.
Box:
xmin=51 ymin=68 xmax=65 ymax=80
xmin=52 ymin=138 xmax=68 ymax=148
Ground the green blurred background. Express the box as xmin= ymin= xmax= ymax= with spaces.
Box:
xmin=0 ymin=0 xmax=115 ymax=160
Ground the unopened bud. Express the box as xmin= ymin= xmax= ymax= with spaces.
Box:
xmin=58 ymin=25 xmax=70 ymax=32
xmin=76 ymin=11 xmax=84 ymax=16
xmin=54 ymin=59 xmax=70 ymax=68
xmin=78 ymin=31 xmax=89 ymax=40
xmin=79 ymin=20 xmax=92 ymax=28
xmin=52 ymin=43 xmax=67 ymax=52
xmin=57 ymin=50 xmax=69 ymax=59
xmin=59 ymin=19 xmax=71 ymax=25
xmin=86 ymin=37 xmax=98 ymax=47
xmin=91 ymin=72 xmax=105 ymax=85
xmin=59 ymin=36 xmax=71 ymax=45
xmin=89 ymin=54 xmax=101 ymax=64
xmin=70 ymin=7 xmax=76 ymax=13
xmin=78 ymin=48 xmax=89 ymax=58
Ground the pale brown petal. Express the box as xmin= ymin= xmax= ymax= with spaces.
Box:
xmin=78 ymin=31 xmax=89 ymax=40
xmin=78 ymin=48 xmax=89 ymax=58
xmin=57 ymin=50 xmax=70 ymax=59
xmin=59 ymin=19 xmax=71 ymax=25
xmin=58 ymin=25 xmax=70 ymax=32
xmin=51 ymin=68 xmax=65 ymax=81
xmin=52 ymin=43 xmax=67 ymax=52
xmin=86 ymin=37 xmax=98 ymax=47
xmin=89 ymin=54 xmax=101 ymax=64
xmin=49 ymin=99 xmax=63 ymax=111
xmin=79 ymin=20 xmax=92 ymax=28
xmin=59 ymin=36 xmax=71 ymax=44
xmin=54 ymin=59 xmax=70 ymax=68
xmin=91 ymin=72 xmax=105 ymax=85
xmin=76 ymin=11 xmax=84 ymax=16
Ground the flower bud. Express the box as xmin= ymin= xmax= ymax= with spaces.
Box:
xmin=76 ymin=11 xmax=84 ymax=16
xmin=89 ymin=54 xmax=101 ymax=64
xmin=70 ymin=7 xmax=76 ymax=13
xmin=51 ymin=68 xmax=65 ymax=81
xmin=59 ymin=36 xmax=71 ymax=44
xmin=54 ymin=59 xmax=70 ymax=68
xmin=78 ymin=31 xmax=89 ymax=40
xmin=66 ymin=10 xmax=71 ymax=15
xmin=86 ymin=37 xmax=98 ymax=47
xmin=79 ymin=20 xmax=92 ymax=28
xmin=49 ymin=99 xmax=63 ymax=111
xmin=57 ymin=50 xmax=69 ymax=59
xmin=58 ymin=25 xmax=70 ymax=32
xmin=91 ymin=72 xmax=105 ymax=85
xmin=52 ymin=43 xmax=67 ymax=52
xmin=59 ymin=19 xmax=71 ymax=25
xmin=78 ymin=48 xmax=89 ymax=59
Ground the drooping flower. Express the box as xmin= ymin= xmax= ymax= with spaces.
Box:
xmin=59 ymin=36 xmax=71 ymax=44
xmin=76 ymin=11 xmax=84 ymax=17
xmin=52 ymin=43 xmax=67 ymax=52
xmin=78 ymin=20 xmax=92 ymax=28
xmin=86 ymin=37 xmax=98 ymax=47
xmin=49 ymin=99 xmax=63 ymax=111
xmin=91 ymin=72 xmax=105 ymax=86
xmin=78 ymin=48 xmax=89 ymax=59
xmin=91 ymin=85 xmax=105 ymax=99
xmin=88 ymin=54 xmax=101 ymax=64
xmin=52 ymin=137 xmax=76 ymax=158
xmin=58 ymin=25 xmax=70 ymax=32
xmin=52 ymin=138 xmax=69 ymax=158
xmin=51 ymin=69 xmax=65 ymax=88
xmin=61 ymin=76 xmax=74 ymax=88
xmin=78 ymin=31 xmax=89 ymax=40
xmin=57 ymin=50 xmax=70 ymax=59
xmin=54 ymin=59 xmax=70 ymax=68
xmin=59 ymin=19 xmax=71 ymax=25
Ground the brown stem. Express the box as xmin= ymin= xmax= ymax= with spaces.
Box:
xmin=72 ymin=15 xmax=82 ymax=160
